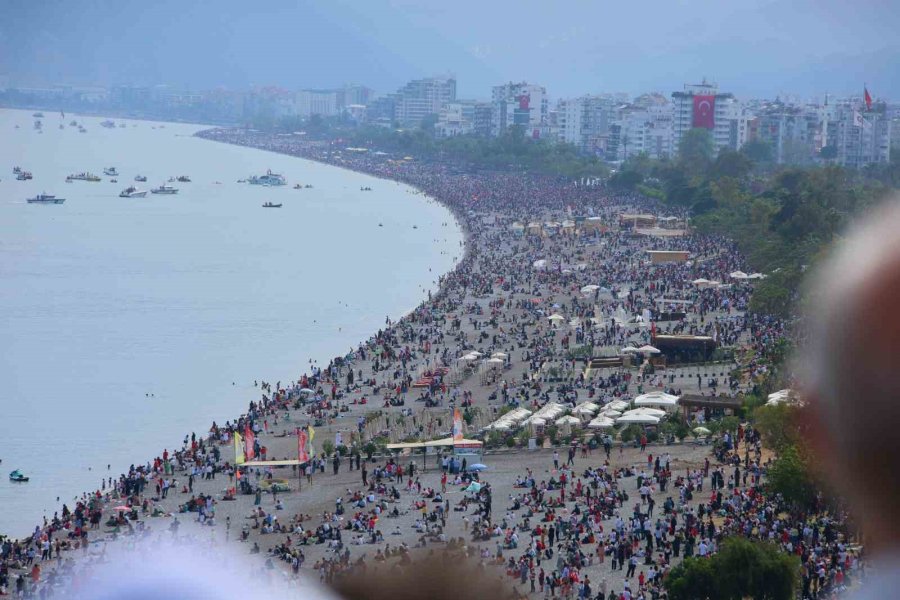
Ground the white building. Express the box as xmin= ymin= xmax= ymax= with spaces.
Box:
xmin=491 ymin=82 xmax=548 ymax=137
xmin=672 ymin=81 xmax=748 ymax=155
xmin=392 ymin=76 xmax=457 ymax=127
xmin=294 ymin=90 xmax=339 ymax=118
xmin=825 ymin=101 xmax=891 ymax=168
xmin=557 ymin=95 xmax=617 ymax=154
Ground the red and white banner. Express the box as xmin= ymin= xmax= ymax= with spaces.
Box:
xmin=297 ymin=429 xmax=309 ymax=463
xmin=244 ymin=425 xmax=256 ymax=460
xmin=692 ymin=95 xmax=716 ymax=129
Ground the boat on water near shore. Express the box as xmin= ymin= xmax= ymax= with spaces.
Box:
xmin=262 ymin=202 xmax=282 ymax=208
xmin=248 ymin=170 xmax=286 ymax=186
xmin=169 ymin=175 xmax=191 ymax=183
xmin=134 ymin=175 xmax=147 ymax=182
xmin=100 ymin=120 xmax=115 ymax=128
xmin=27 ymin=193 xmax=65 ymax=205
xmin=9 ymin=470 xmax=28 ymax=482
xmin=119 ymin=186 xmax=147 ymax=198
xmin=16 ymin=171 xmax=33 ymax=181
xmin=103 ymin=167 xmax=119 ymax=176
xmin=32 ymin=112 xmax=44 ymax=118
xmin=67 ymin=172 xmax=101 ymax=182
xmin=150 ymin=184 xmax=178 ymax=195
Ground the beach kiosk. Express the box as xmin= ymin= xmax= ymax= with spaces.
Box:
xmin=386 ymin=437 xmax=484 ymax=472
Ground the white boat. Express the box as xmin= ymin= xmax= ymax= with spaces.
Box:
xmin=134 ymin=175 xmax=147 ymax=182
xmin=27 ymin=193 xmax=65 ymax=204
xmin=103 ymin=167 xmax=119 ymax=176
xmin=150 ymin=184 xmax=178 ymax=195
xmin=248 ymin=170 xmax=286 ymax=186
xmin=119 ymin=186 xmax=147 ymax=198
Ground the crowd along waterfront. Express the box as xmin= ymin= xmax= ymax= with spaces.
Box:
xmin=0 ymin=109 xmax=464 ymax=537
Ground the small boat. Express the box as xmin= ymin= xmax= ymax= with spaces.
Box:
xmin=175 ymin=175 xmax=191 ymax=183
xmin=110 ymin=179 xmax=118 ymax=183
xmin=13 ymin=166 xmax=22 ymax=174
xmin=293 ymin=184 xmax=302 ymax=189
xmin=32 ymin=112 xmax=44 ymax=118
xmin=100 ymin=120 xmax=115 ymax=128
xmin=16 ymin=171 xmax=33 ymax=181
xmin=66 ymin=172 xmax=101 ymax=182
xmin=262 ymin=202 xmax=282 ymax=208
xmin=150 ymin=184 xmax=178 ymax=195
xmin=134 ymin=175 xmax=147 ymax=182
xmin=34 ymin=120 xmax=42 ymax=130
xmin=69 ymin=120 xmax=78 ymax=127
xmin=119 ymin=186 xmax=147 ymax=198
xmin=360 ymin=186 xmax=373 ymax=191
xmin=27 ymin=193 xmax=65 ymax=204
xmin=248 ymin=170 xmax=286 ymax=186
xmin=9 ymin=470 xmax=29 ymax=482
xmin=103 ymin=167 xmax=118 ymax=176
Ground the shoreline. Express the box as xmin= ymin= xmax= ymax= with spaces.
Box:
xmin=0 ymin=126 xmax=471 ymax=542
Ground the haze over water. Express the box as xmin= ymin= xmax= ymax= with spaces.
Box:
xmin=0 ymin=109 xmax=463 ymax=537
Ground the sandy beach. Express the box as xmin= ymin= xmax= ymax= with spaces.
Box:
xmin=3 ymin=128 xmax=837 ymax=600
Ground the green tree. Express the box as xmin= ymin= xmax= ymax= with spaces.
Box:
xmin=666 ymin=538 xmax=800 ymax=600
xmin=752 ymin=403 xmax=800 ymax=452
xmin=766 ymin=445 xmax=817 ymax=508
xmin=742 ymin=140 xmax=774 ymax=165
xmin=678 ymin=128 xmax=715 ymax=175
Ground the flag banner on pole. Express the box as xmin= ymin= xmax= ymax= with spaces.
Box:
xmin=234 ymin=432 xmax=245 ymax=465
xmin=452 ymin=408 xmax=464 ymax=441
xmin=244 ymin=425 xmax=256 ymax=460
xmin=864 ymin=86 xmax=873 ymax=110
xmin=297 ymin=429 xmax=309 ymax=463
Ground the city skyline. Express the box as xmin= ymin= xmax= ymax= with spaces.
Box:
xmin=2 ymin=0 xmax=898 ymax=99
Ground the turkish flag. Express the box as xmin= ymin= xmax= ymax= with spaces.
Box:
xmin=692 ymin=95 xmax=716 ymax=129
xmin=518 ymin=94 xmax=530 ymax=110
xmin=864 ymin=87 xmax=873 ymax=110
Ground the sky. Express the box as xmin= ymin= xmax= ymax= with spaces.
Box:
xmin=2 ymin=0 xmax=898 ymax=101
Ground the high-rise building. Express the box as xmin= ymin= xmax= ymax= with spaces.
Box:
xmin=435 ymin=100 xmax=492 ymax=138
xmin=825 ymin=100 xmax=891 ymax=168
xmin=294 ymin=90 xmax=339 ymax=118
xmin=491 ymin=82 xmax=548 ymax=137
xmin=391 ymin=76 xmax=457 ymax=127
xmin=557 ymin=95 xmax=617 ymax=154
xmin=672 ymin=81 xmax=747 ymax=154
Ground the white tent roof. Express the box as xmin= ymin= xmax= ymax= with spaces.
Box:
xmin=616 ymin=413 xmax=660 ymax=425
xmin=620 ymin=346 xmax=640 ymax=354
xmin=624 ymin=407 xmax=667 ymax=418
xmin=605 ymin=400 xmax=630 ymax=411
xmin=573 ymin=401 xmax=600 ymax=414
xmin=634 ymin=392 xmax=680 ymax=407
xmin=548 ymin=314 xmax=566 ymax=321
xmin=491 ymin=352 xmax=508 ymax=359
xmin=730 ymin=271 xmax=749 ymax=280
xmin=637 ymin=345 xmax=661 ymax=354
xmin=600 ymin=409 xmax=622 ymax=418
xmin=555 ymin=415 xmax=582 ymax=426
xmin=588 ymin=416 xmax=616 ymax=428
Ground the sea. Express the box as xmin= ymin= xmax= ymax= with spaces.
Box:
xmin=0 ymin=109 xmax=463 ymax=537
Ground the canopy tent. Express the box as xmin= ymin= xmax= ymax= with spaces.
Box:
xmin=587 ymin=416 xmax=616 ymax=429
xmin=600 ymin=409 xmax=622 ymax=418
xmin=555 ymin=415 xmax=582 ymax=426
xmin=605 ymin=400 xmax=630 ymax=412
xmin=572 ymin=401 xmax=600 ymax=415
xmin=616 ymin=413 xmax=660 ymax=425
xmin=634 ymin=391 xmax=680 ymax=408
xmin=624 ymin=407 xmax=667 ymax=418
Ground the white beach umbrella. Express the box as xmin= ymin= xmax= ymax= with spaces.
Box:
xmin=555 ymin=415 xmax=582 ymax=426
xmin=620 ymin=346 xmax=640 ymax=354
xmin=729 ymin=271 xmax=749 ymax=280
xmin=625 ymin=407 xmax=667 ymax=418
xmin=581 ymin=284 xmax=600 ymax=294
xmin=637 ymin=345 xmax=661 ymax=355
xmin=606 ymin=400 xmax=630 ymax=412
xmin=600 ymin=409 xmax=622 ymax=418
xmin=491 ymin=352 xmax=508 ymax=359
xmin=588 ymin=416 xmax=616 ymax=429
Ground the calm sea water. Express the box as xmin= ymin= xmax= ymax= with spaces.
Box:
xmin=0 ymin=109 xmax=463 ymax=536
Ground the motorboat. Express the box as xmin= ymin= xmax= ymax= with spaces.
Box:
xmin=16 ymin=171 xmax=33 ymax=181
xmin=67 ymin=172 xmax=101 ymax=182
xmin=27 ymin=193 xmax=65 ymax=204
xmin=248 ymin=170 xmax=286 ymax=186
xmin=262 ymin=202 xmax=282 ymax=208
xmin=119 ymin=186 xmax=147 ymax=198
xmin=150 ymin=184 xmax=178 ymax=195
xmin=134 ymin=175 xmax=147 ymax=182
xmin=103 ymin=167 xmax=119 ymax=176
xmin=175 ymin=175 xmax=191 ymax=183
xmin=9 ymin=470 xmax=29 ymax=482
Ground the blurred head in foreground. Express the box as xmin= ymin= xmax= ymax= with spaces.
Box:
xmin=803 ymin=198 xmax=900 ymax=557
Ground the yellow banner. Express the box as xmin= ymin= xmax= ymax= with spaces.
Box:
xmin=234 ymin=431 xmax=245 ymax=465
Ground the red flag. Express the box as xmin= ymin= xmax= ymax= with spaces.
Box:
xmin=692 ymin=95 xmax=716 ymax=129
xmin=244 ymin=425 xmax=255 ymax=460
xmin=297 ymin=429 xmax=309 ymax=463
xmin=864 ymin=86 xmax=873 ymax=110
